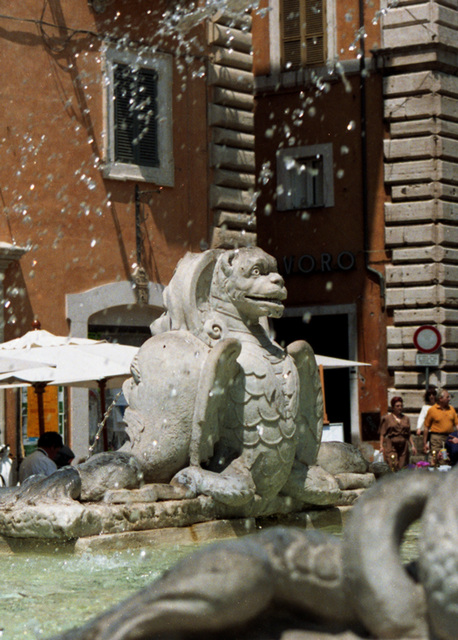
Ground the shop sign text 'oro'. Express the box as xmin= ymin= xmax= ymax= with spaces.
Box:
xmin=281 ymin=251 xmax=356 ymax=276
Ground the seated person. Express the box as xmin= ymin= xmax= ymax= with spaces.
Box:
xmin=446 ymin=430 xmax=458 ymax=466
xmin=54 ymin=445 xmax=75 ymax=468
xmin=19 ymin=431 xmax=63 ymax=483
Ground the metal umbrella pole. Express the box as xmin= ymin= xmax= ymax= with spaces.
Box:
xmin=98 ymin=379 xmax=109 ymax=451
xmin=32 ymin=381 xmax=47 ymax=437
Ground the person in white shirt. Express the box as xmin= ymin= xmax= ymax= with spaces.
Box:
xmin=19 ymin=431 xmax=63 ymax=483
xmin=416 ymin=386 xmax=437 ymax=436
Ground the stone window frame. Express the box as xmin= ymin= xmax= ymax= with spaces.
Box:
xmin=280 ymin=0 xmax=327 ymax=69
xmin=102 ymin=46 xmax=174 ymax=186
xmin=269 ymin=0 xmax=337 ymax=72
xmin=276 ymin=142 xmax=334 ymax=211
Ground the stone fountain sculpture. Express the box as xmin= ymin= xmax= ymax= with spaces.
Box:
xmin=0 ymin=247 xmax=374 ymax=539
xmin=120 ymin=246 xmax=329 ymax=508
xmin=52 ymin=466 xmax=457 ymax=640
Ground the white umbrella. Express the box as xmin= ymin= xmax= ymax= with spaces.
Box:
xmin=0 ymin=327 xmax=138 ymax=442
xmin=0 ymin=328 xmax=99 ymax=350
xmin=0 ymin=342 xmax=138 ymax=388
xmin=0 ymin=353 xmax=56 ymax=375
xmin=315 ymin=355 xmax=370 ymax=369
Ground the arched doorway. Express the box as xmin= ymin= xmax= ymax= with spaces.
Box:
xmin=66 ymin=280 xmax=164 ymax=459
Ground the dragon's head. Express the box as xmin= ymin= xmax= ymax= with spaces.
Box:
xmin=211 ymin=247 xmax=287 ymax=322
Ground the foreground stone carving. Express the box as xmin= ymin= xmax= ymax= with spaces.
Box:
xmin=53 ymin=468 xmax=457 ymax=640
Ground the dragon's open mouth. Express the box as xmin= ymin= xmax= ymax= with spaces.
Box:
xmin=245 ymin=295 xmax=285 ymax=304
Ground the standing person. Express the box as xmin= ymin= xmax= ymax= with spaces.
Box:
xmin=18 ymin=431 xmax=63 ymax=483
xmin=445 ymin=430 xmax=458 ymax=466
xmin=423 ymin=389 xmax=458 ymax=457
xmin=416 ymin=385 xmax=437 ymax=436
xmin=379 ymin=397 xmax=417 ymax=471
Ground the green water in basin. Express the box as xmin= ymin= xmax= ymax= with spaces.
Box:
xmin=0 ymin=543 xmax=200 ymax=639
xmin=0 ymin=522 xmax=421 ymax=640
xmin=318 ymin=520 xmax=421 ymax=565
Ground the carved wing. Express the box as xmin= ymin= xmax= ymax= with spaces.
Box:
xmin=287 ymin=340 xmax=324 ymax=466
xmin=189 ymin=337 xmax=242 ymax=466
xmin=150 ymin=250 xmax=222 ymax=343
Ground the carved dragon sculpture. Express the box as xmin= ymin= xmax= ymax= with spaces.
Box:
xmin=120 ymin=247 xmax=326 ymax=507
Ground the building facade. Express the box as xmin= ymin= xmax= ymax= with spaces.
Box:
xmin=1 ymin=0 xmax=457 ymax=463
xmin=0 ymin=0 xmax=255 ymax=463
xmin=253 ymin=0 xmax=458 ymax=443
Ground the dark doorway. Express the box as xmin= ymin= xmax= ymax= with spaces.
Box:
xmin=272 ymin=313 xmax=351 ymax=442
xmin=88 ymin=324 xmax=151 ymax=347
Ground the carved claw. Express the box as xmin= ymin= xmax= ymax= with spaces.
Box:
xmin=343 ymin=472 xmax=438 ymax=639
xmin=171 ymin=464 xmax=255 ymax=507
xmin=170 ymin=467 xmax=200 ymax=498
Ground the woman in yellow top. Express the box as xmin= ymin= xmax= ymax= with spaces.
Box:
xmin=379 ymin=397 xmax=417 ymax=471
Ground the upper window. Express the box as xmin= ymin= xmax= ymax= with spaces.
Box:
xmin=114 ymin=64 xmax=159 ymax=168
xmin=280 ymin=0 xmax=326 ymax=69
xmin=276 ymin=143 xmax=334 ymax=211
xmin=103 ymin=48 xmax=174 ymax=186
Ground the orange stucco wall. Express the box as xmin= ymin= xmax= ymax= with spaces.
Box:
xmin=0 ymin=0 xmax=210 ymax=339
xmin=334 ymin=0 xmax=383 ymax=59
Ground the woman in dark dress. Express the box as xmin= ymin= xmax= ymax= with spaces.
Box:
xmin=379 ymin=396 xmax=417 ymax=471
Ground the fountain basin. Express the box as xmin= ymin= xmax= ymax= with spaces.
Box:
xmin=0 ymin=508 xmax=421 ymax=640
xmin=0 ymin=507 xmax=352 ymax=639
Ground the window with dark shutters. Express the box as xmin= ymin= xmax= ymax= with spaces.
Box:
xmin=114 ymin=64 xmax=159 ymax=168
xmin=280 ymin=0 xmax=326 ymax=69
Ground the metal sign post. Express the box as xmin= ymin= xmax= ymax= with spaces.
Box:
xmin=413 ymin=326 xmax=441 ymax=390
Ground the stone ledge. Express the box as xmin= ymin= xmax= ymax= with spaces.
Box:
xmin=0 ymin=506 xmax=358 ymax=555
xmin=75 ymin=517 xmax=258 ymax=553
xmin=0 ymin=492 xmax=305 ymax=542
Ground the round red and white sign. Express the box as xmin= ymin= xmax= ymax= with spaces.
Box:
xmin=413 ymin=325 xmax=441 ymax=353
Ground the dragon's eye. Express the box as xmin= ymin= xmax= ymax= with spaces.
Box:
xmin=251 ymin=266 xmax=261 ymax=276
